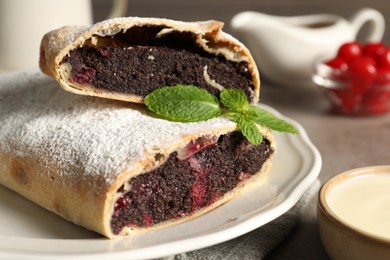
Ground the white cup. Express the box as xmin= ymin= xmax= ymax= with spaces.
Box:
xmin=0 ymin=0 xmax=127 ymax=71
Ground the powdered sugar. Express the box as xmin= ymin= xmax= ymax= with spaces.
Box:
xmin=0 ymin=69 xmax=235 ymax=190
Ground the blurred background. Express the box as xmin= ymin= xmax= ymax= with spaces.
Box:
xmin=92 ymin=0 xmax=390 ymax=44
xmin=2 ymin=0 xmax=389 ymax=72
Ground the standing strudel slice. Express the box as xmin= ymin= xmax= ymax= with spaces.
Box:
xmin=39 ymin=17 xmax=260 ymax=104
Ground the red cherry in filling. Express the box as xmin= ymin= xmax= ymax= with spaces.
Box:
xmin=337 ymin=42 xmax=362 ymax=61
xmin=114 ymin=197 xmax=131 ymax=210
xmin=143 ymin=214 xmax=153 ymax=226
xmin=191 ymin=175 xmax=208 ymax=211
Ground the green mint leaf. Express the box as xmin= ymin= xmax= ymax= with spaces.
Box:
xmin=144 ymin=85 xmax=222 ymax=122
xmin=235 ymin=115 xmax=263 ymax=145
xmin=220 ymin=88 xmax=249 ymax=110
xmin=247 ymin=106 xmax=298 ymax=134
xmin=144 ymin=84 xmax=297 ymax=145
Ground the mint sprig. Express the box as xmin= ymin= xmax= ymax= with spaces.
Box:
xmin=144 ymin=85 xmax=221 ymax=122
xmin=144 ymin=85 xmax=298 ymax=145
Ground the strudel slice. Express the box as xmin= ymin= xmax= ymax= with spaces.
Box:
xmin=0 ymin=70 xmax=274 ymax=238
xmin=39 ymin=17 xmax=260 ymax=104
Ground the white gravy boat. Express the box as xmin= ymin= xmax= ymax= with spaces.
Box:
xmin=231 ymin=8 xmax=385 ymax=87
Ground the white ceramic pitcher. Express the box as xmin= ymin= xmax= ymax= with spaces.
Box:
xmin=0 ymin=0 xmax=127 ymax=70
xmin=231 ymin=8 xmax=385 ymax=87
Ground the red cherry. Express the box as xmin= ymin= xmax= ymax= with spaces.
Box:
xmin=337 ymin=42 xmax=362 ymax=61
xmin=376 ymin=49 xmax=390 ymax=68
xmin=143 ymin=214 xmax=153 ymax=226
xmin=374 ymin=67 xmax=390 ymax=86
xmin=325 ymin=57 xmax=348 ymax=70
xmin=362 ymin=42 xmax=387 ymax=59
xmin=347 ymin=57 xmax=377 ymax=93
xmin=328 ymin=89 xmax=362 ymax=114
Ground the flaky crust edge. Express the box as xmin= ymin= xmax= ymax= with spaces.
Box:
xmin=39 ymin=17 xmax=260 ymax=104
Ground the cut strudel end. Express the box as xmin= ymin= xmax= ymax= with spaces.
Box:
xmin=0 ymin=70 xmax=274 ymax=238
xmin=39 ymin=17 xmax=260 ymax=104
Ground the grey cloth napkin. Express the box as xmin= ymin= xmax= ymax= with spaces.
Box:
xmin=161 ymin=179 xmax=320 ymax=260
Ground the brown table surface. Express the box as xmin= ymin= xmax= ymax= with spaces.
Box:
xmin=92 ymin=1 xmax=390 ymax=259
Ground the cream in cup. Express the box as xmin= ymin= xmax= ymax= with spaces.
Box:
xmin=327 ymin=171 xmax=390 ymax=240
xmin=318 ymin=166 xmax=390 ymax=260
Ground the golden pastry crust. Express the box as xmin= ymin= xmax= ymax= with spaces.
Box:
xmin=39 ymin=17 xmax=260 ymax=104
xmin=0 ymin=70 xmax=274 ymax=238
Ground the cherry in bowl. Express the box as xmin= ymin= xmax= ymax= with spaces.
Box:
xmin=313 ymin=41 xmax=390 ymax=116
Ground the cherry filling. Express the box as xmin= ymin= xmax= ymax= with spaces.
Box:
xmin=61 ymin=26 xmax=255 ymax=101
xmin=110 ymin=131 xmax=273 ymax=234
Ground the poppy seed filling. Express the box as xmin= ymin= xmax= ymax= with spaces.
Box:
xmin=61 ymin=26 xmax=256 ymax=101
xmin=111 ymin=131 xmax=273 ymax=235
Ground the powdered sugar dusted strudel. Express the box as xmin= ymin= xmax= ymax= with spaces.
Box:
xmin=39 ymin=17 xmax=260 ymax=104
xmin=0 ymin=70 xmax=275 ymax=238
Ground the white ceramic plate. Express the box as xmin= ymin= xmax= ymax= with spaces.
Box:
xmin=0 ymin=104 xmax=321 ymax=260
